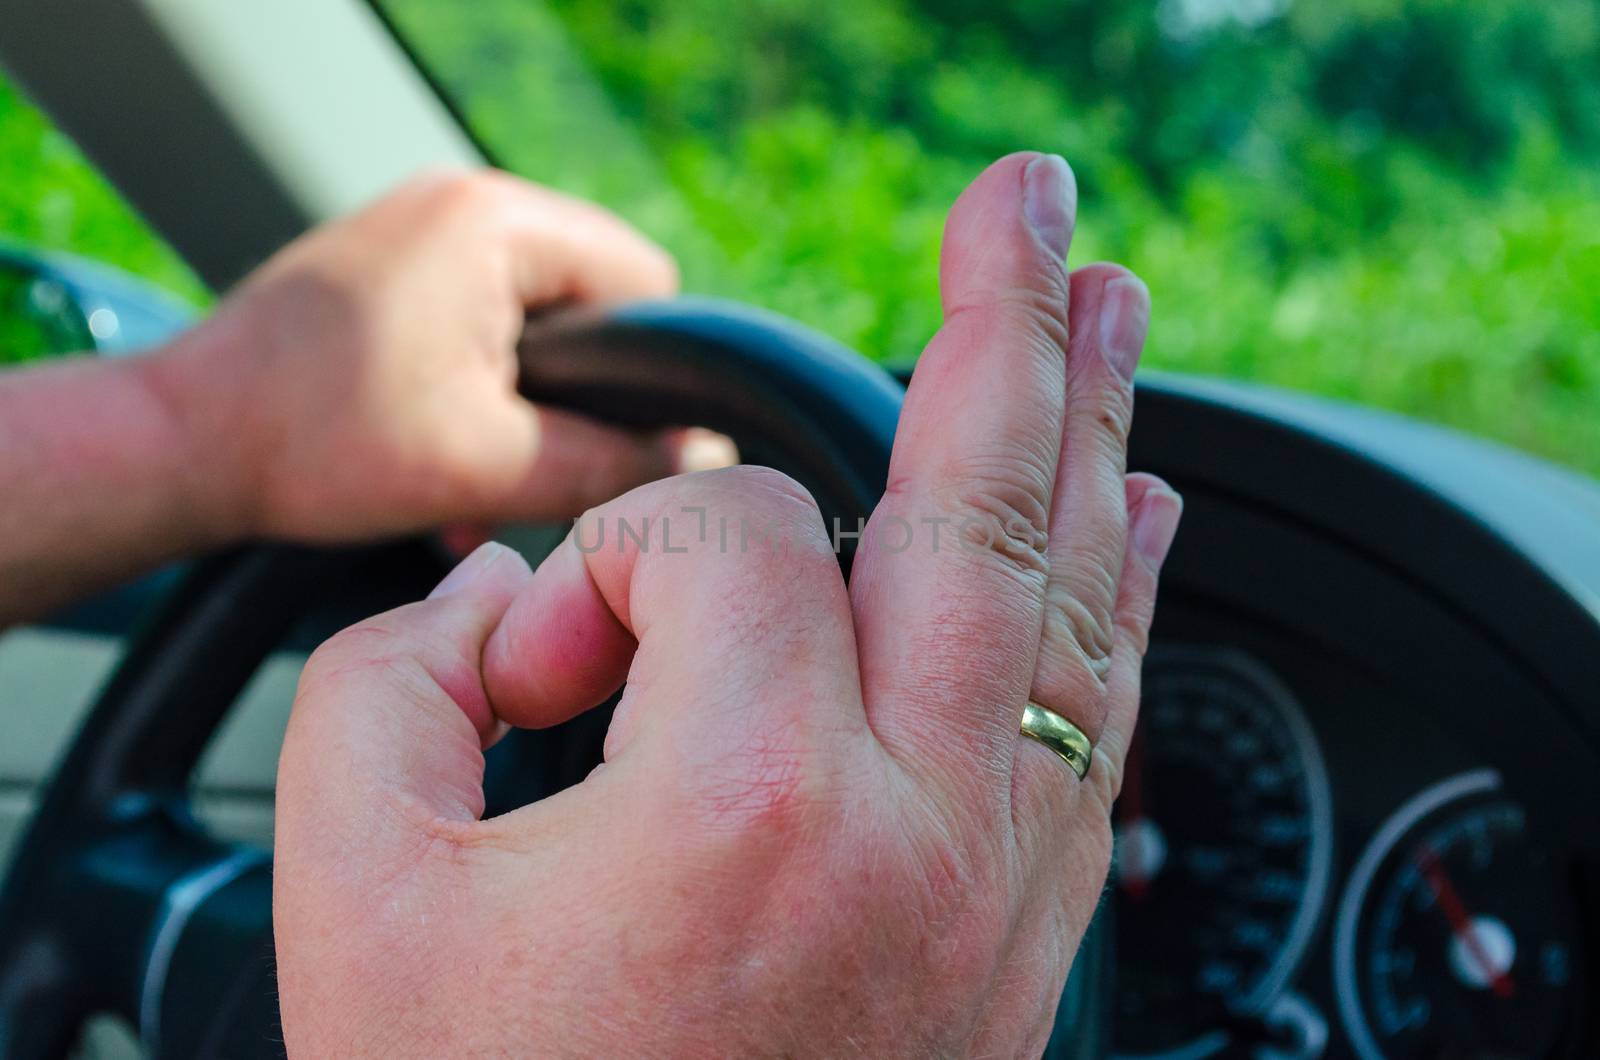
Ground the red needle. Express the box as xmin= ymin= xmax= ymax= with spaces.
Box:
xmin=1416 ymin=845 xmax=1516 ymax=999
xmin=1118 ymin=727 xmax=1150 ymax=901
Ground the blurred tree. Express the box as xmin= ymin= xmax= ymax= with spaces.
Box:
xmin=376 ymin=0 xmax=1599 ymax=471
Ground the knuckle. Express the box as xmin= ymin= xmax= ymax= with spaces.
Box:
xmin=676 ymin=706 xmax=857 ymax=850
xmin=394 ymin=164 xmax=468 ymax=197
xmin=300 ymin=640 xmax=413 ymax=707
xmin=690 ymin=727 xmax=814 ymax=835
xmin=1007 ymin=279 xmax=1073 ymax=349
xmin=420 ymin=167 xmax=508 ymax=221
xmin=297 ymin=608 xmax=443 ymax=706
xmin=951 ymin=284 xmax=1072 ymax=360
xmin=302 ymin=619 xmax=400 ymax=681
xmin=723 ymin=464 xmax=817 ymax=509
xmin=1039 ymin=555 xmax=1120 ymax=684
xmin=693 ymin=761 xmax=809 ymax=838
xmin=715 ymin=465 xmax=828 ymax=543
xmin=931 ymin=451 xmax=1053 ymax=580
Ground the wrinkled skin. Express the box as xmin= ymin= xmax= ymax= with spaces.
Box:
xmin=274 ymin=153 xmax=1183 ymax=1058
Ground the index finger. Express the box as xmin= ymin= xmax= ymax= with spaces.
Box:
xmin=848 ymin=152 xmax=1075 ymax=793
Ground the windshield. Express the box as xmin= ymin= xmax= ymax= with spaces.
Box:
xmin=374 ymin=0 xmax=1600 ymax=477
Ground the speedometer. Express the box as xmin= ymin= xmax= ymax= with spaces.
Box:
xmin=1111 ymin=649 xmax=1334 ymax=1059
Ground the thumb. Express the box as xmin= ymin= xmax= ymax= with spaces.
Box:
xmin=274 ymin=542 xmax=531 ymax=881
xmin=475 ymin=396 xmax=740 ymax=525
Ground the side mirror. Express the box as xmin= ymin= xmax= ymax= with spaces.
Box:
xmin=0 ymin=244 xmax=194 ymax=363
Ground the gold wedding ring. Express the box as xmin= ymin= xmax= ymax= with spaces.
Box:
xmin=1020 ymin=702 xmax=1092 ymax=779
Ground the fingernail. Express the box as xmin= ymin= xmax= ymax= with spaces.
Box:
xmin=429 ymin=541 xmax=510 ymax=599
xmin=1132 ymin=487 xmax=1183 ymax=569
xmin=677 ymin=428 xmax=739 ymax=473
xmin=1100 ymin=274 xmax=1151 ymax=382
xmin=1022 ymin=153 xmax=1077 ymax=260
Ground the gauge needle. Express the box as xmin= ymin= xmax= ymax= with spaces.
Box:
xmin=1416 ymin=845 xmax=1517 ymax=999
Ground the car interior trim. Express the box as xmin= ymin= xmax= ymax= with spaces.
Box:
xmin=0 ymin=0 xmax=480 ymax=290
xmin=136 ymin=848 xmax=268 ymax=1055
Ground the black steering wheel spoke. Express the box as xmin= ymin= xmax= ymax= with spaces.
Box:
xmin=1 ymin=794 xmax=273 ymax=1056
xmin=0 ymin=541 xmax=437 ymax=1055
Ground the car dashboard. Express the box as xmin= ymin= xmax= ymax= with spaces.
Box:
xmin=1 ymin=372 xmax=1596 ymax=1060
xmin=1105 ymin=376 xmax=1600 ymax=1059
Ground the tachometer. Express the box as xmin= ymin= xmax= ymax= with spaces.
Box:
xmin=1111 ymin=649 xmax=1334 ymax=1059
xmin=1334 ymin=769 xmax=1579 ymax=1059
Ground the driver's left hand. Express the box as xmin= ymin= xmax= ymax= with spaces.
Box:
xmin=145 ymin=168 xmax=736 ymax=545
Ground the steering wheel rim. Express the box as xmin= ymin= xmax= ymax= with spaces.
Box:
xmin=0 ymin=298 xmax=1104 ymax=1058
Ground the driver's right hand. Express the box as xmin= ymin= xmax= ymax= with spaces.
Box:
xmin=273 ymin=151 xmax=1182 ymax=1057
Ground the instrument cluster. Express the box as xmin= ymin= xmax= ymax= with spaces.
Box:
xmin=1106 ymin=644 xmax=1590 ymax=1060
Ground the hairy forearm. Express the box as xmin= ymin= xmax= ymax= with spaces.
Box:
xmin=0 ymin=338 xmax=243 ymax=628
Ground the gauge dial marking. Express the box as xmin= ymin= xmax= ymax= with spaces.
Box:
xmin=1110 ymin=649 xmax=1332 ymax=1060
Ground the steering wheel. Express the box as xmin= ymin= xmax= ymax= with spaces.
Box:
xmin=0 ymin=299 xmax=1108 ymax=1059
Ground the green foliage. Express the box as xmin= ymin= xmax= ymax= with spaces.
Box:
xmin=379 ymin=0 xmax=1599 ymax=474
xmin=2 ymin=3 xmax=1595 ymax=474
xmin=0 ymin=75 xmax=207 ymax=331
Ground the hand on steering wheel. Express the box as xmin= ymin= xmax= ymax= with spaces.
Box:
xmin=146 ymin=167 xmax=735 ymax=547
xmin=273 ymin=153 xmax=1182 ymax=1056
